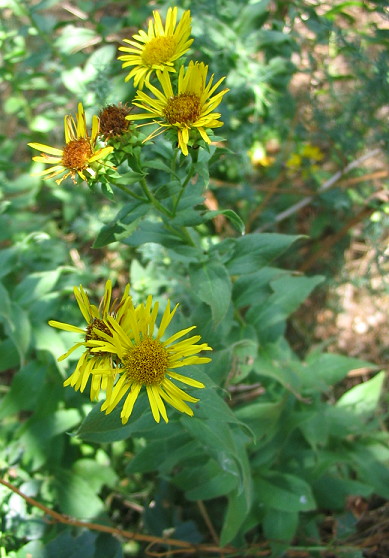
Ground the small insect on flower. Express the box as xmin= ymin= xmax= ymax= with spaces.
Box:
xmin=49 ymin=280 xmax=132 ymax=401
xmin=28 ymin=102 xmax=113 ymax=185
xmin=128 ymin=61 xmax=229 ymax=156
xmin=118 ymin=7 xmax=193 ymax=89
xmin=88 ymin=295 xmax=212 ymax=424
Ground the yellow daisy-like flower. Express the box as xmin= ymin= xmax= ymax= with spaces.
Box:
xmin=88 ymin=296 xmax=212 ymax=424
xmin=118 ymin=7 xmax=193 ymax=89
xmin=128 ymin=61 xmax=229 ymax=156
xmin=49 ymin=280 xmax=132 ymax=401
xmin=28 ymin=102 xmax=113 ymax=185
xmin=301 ymin=144 xmax=324 ymax=161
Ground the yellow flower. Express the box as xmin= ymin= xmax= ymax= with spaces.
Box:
xmin=249 ymin=142 xmax=275 ymax=167
xmin=49 ymin=280 xmax=132 ymax=401
xmin=118 ymin=7 xmax=193 ymax=89
xmin=88 ymin=296 xmax=212 ymax=424
xmin=285 ymin=153 xmax=302 ymax=169
xmin=129 ymin=61 xmax=229 ymax=156
xmin=28 ymin=102 xmax=113 ymax=185
xmin=301 ymin=143 xmax=324 ymax=161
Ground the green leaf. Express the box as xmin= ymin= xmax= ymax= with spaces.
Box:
xmin=72 ymin=458 xmax=118 ymax=492
xmin=254 ymin=473 xmax=316 ymax=512
xmin=224 ymin=233 xmax=303 ymax=275
xmin=126 ymin=433 xmax=195 ymax=474
xmin=189 ymin=260 xmax=232 ymax=325
xmin=84 ymin=45 xmax=116 ymax=76
xmin=174 ymin=460 xmax=238 ymax=500
xmin=235 ymin=400 xmax=284 ymax=442
xmin=0 ymin=361 xmax=47 ymax=419
xmin=0 ymin=246 xmax=18 ymax=278
xmin=50 ymin=467 xmax=105 ymax=518
xmin=19 ymin=409 xmax=81 ymax=469
xmin=233 ymin=267 xmax=288 ymax=308
xmin=43 ymin=530 xmax=97 ymax=558
xmin=263 ymin=508 xmax=299 ymax=544
xmin=113 ymin=171 xmax=145 ymax=186
xmin=93 ymin=221 xmax=127 ymax=248
xmin=203 ymin=209 xmax=245 ymax=234
xmin=0 ymin=338 xmax=20 ymax=372
xmin=0 ymin=280 xmax=12 ymax=320
xmin=185 ymin=470 xmax=237 ymax=500
xmin=77 ymin=393 xmax=168 ymax=442
xmin=336 ymin=371 xmax=385 ymax=415
xmin=144 ymin=159 xmax=178 ymax=177
xmin=13 ymin=269 xmax=61 ymax=306
xmin=220 ymin=488 xmax=250 ymax=546
xmin=267 ymin=274 xmax=324 ymax=318
xmin=96 ymin=198 xmax=149 ymax=245
xmin=16 ymin=541 xmax=45 ymax=558
xmin=313 ymin=476 xmax=373 ymax=510
xmin=2 ymin=302 xmax=31 ymax=365
xmin=351 ymin=447 xmax=389 ymax=499
xmin=55 ymin=25 xmax=99 ymax=55
xmin=253 ymin=341 xmax=302 ymax=391
xmin=302 ymin=353 xmax=376 ymax=391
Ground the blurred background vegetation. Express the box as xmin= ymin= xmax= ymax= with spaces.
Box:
xmin=1 ymin=0 xmax=388 ymax=557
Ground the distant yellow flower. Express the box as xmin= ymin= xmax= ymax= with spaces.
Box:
xmin=88 ymin=296 xmax=212 ymax=424
xmin=301 ymin=144 xmax=324 ymax=161
xmin=249 ymin=142 xmax=275 ymax=167
xmin=28 ymin=102 xmax=113 ymax=185
xmin=118 ymin=7 xmax=193 ymax=89
xmin=49 ymin=280 xmax=131 ymax=401
xmin=285 ymin=153 xmax=302 ymax=169
xmin=129 ymin=61 xmax=229 ymax=156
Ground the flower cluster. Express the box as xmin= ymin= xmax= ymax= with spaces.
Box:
xmin=50 ymin=281 xmax=212 ymax=424
xmin=28 ymin=8 xmax=228 ymax=180
xmin=121 ymin=7 xmax=229 ymax=155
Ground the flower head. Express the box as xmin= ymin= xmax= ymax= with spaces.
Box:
xmin=98 ymin=103 xmax=132 ymax=139
xmin=118 ymin=7 xmax=193 ymax=89
xmin=49 ymin=280 xmax=132 ymax=401
xmin=28 ymin=102 xmax=113 ymax=185
xmin=129 ymin=61 xmax=229 ymax=155
xmin=88 ymin=296 xmax=212 ymax=424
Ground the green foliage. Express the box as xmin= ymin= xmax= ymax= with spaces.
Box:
xmin=1 ymin=1 xmax=388 ymax=558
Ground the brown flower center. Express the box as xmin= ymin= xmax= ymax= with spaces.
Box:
xmin=141 ymin=36 xmax=177 ymax=66
xmin=164 ymin=93 xmax=201 ymax=125
xmin=62 ymin=138 xmax=92 ymax=170
xmin=98 ymin=104 xmax=131 ymax=138
xmin=123 ymin=337 xmax=169 ymax=385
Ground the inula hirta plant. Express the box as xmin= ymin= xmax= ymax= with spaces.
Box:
xmin=28 ymin=7 xmax=228 ymax=172
xmin=50 ymin=281 xmax=211 ymax=424
xmin=28 ymin=7 xmax=225 ymax=424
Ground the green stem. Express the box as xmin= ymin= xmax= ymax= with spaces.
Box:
xmin=139 ymin=177 xmax=173 ymax=218
xmin=163 ymin=220 xmax=196 ymax=247
xmin=113 ymin=181 xmax=147 ymax=202
xmin=172 ymin=163 xmax=195 ymax=216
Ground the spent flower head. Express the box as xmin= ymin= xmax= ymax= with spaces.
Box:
xmin=88 ymin=295 xmax=212 ymax=424
xmin=128 ymin=61 xmax=229 ymax=156
xmin=28 ymin=102 xmax=113 ymax=185
xmin=118 ymin=7 xmax=193 ymax=89
xmin=98 ymin=103 xmax=132 ymax=139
